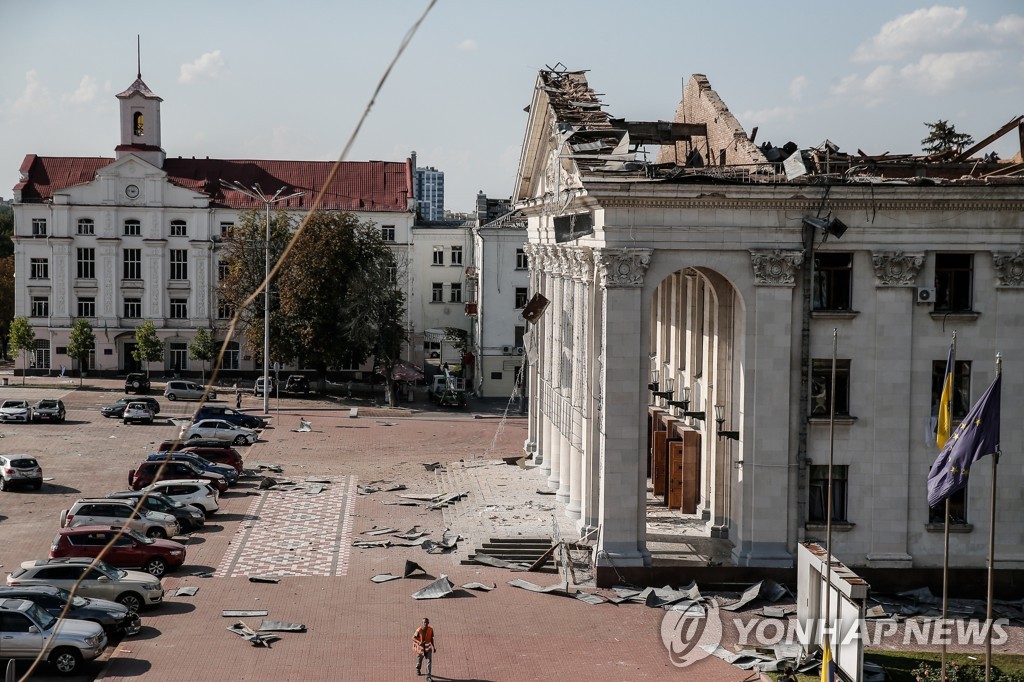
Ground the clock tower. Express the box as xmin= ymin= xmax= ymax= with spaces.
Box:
xmin=115 ymin=64 xmax=165 ymax=168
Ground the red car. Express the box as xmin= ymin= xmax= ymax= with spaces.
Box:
xmin=129 ymin=460 xmax=228 ymax=493
xmin=181 ymin=446 xmax=244 ymax=474
xmin=50 ymin=525 xmax=186 ymax=577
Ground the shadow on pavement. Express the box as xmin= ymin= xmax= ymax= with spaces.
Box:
xmin=37 ymin=483 xmax=82 ymax=495
xmin=102 ymin=657 xmax=153 ymax=677
xmin=127 ymin=625 xmax=162 ymax=641
xmin=148 ymin=601 xmax=195 ymax=616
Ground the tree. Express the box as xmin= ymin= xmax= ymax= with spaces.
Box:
xmin=67 ymin=318 xmax=95 ymax=386
xmin=0 ymin=205 xmax=13 ymax=258
xmin=133 ymin=320 xmax=163 ymax=377
xmin=188 ymin=327 xmax=217 ymax=383
xmin=0 ymin=256 xmax=14 ymax=358
xmin=922 ymin=120 xmax=975 ymax=156
xmin=8 ymin=317 xmax=34 ymax=385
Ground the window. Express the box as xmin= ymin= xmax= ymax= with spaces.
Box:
xmin=450 ymin=283 xmax=462 ymax=303
xmin=77 ymin=218 xmax=95 ymax=235
xmin=31 ymin=296 xmax=49 ymax=317
xmin=451 ymin=246 xmax=463 ymax=265
xmin=386 ymin=266 xmax=397 ymax=284
xmin=123 ymin=248 xmax=141 ymax=279
xmin=30 ymin=258 xmax=48 ymax=279
xmin=223 ymin=342 xmax=240 ymax=370
xmin=133 ymin=111 xmax=144 ymax=136
xmin=31 ymin=218 xmax=47 ymax=236
xmin=217 ymin=298 xmax=234 ymax=320
xmin=813 ymin=252 xmax=852 ymax=311
xmin=516 ymin=248 xmax=528 ymax=270
xmin=935 ymin=253 xmax=973 ymax=312
xmin=929 ymin=487 xmax=968 ymax=524
xmin=491 ymin=372 xmax=503 ymax=380
xmin=77 ymin=248 xmax=95 ymax=279
xmin=170 ymin=219 xmax=187 ymax=237
xmin=124 ymin=298 xmax=142 ymax=319
xmin=433 ymin=246 xmax=444 ymax=266
xmin=170 ymin=250 xmax=188 ymax=280
xmin=931 ymin=359 xmax=971 ymax=425
xmin=381 ymin=225 xmax=396 ymax=242
xmin=77 ymin=297 xmax=96 ymax=318
xmin=514 ymin=326 xmax=525 ymax=348
xmin=170 ymin=298 xmax=188 ymax=319
xmin=808 ymin=465 xmax=848 ymax=523
xmin=168 ymin=342 xmax=188 ymax=371
xmin=124 ymin=219 xmax=141 ymax=236
xmin=810 ymin=359 xmax=851 ymax=417
xmin=514 ymin=287 xmax=529 ymax=309
xmin=219 ymin=221 xmax=234 ymax=237
xmin=218 ymin=260 xmax=229 ymax=281
xmin=431 ymin=282 xmax=444 ymax=303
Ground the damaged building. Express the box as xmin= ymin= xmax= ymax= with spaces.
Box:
xmin=513 ymin=66 xmax=1024 ymax=580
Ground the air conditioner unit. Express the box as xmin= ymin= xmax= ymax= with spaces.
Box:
xmin=502 ymin=345 xmax=513 ymax=355
xmin=916 ymin=287 xmax=936 ymax=304
xmin=514 ymin=346 xmax=525 ymax=355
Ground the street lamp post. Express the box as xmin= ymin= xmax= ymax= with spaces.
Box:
xmin=220 ymin=180 xmax=304 ymax=414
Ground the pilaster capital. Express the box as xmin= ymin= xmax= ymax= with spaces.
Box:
xmin=595 ymin=248 xmax=652 ymax=289
xmin=871 ymin=250 xmax=925 ymax=287
xmin=555 ymin=247 xmax=573 ymax=278
xmin=749 ymin=249 xmax=804 ymax=286
xmin=571 ymin=247 xmax=594 ymax=283
xmin=993 ymin=248 xmax=1024 ymax=287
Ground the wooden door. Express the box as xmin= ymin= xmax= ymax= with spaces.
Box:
xmin=667 ymin=440 xmax=684 ymax=508
xmin=681 ymin=430 xmax=701 ymax=513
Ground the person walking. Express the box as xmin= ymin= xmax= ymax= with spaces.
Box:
xmin=412 ymin=617 xmax=436 ymax=680
xmin=235 ymin=385 xmax=242 ymax=410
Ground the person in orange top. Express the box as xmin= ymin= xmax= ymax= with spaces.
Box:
xmin=412 ymin=617 xmax=436 ymax=679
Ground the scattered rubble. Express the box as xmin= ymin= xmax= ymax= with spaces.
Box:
xmin=223 ymin=610 xmax=270 ymax=617
xmin=411 ymin=576 xmax=455 ymax=600
xmin=227 ymin=621 xmax=279 ymax=648
xmin=257 ymin=620 xmax=306 ymax=633
xmin=248 ymin=576 xmax=280 ymax=584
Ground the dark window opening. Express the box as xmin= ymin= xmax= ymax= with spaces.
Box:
xmin=811 ymin=359 xmax=851 ymax=417
xmin=808 ymin=464 xmax=848 ymax=523
xmin=935 ymin=253 xmax=973 ymax=312
xmin=813 ymin=252 xmax=853 ymax=311
xmin=929 ymin=487 xmax=967 ymax=524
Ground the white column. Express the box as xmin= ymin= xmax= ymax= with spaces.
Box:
xmin=578 ymin=255 xmax=601 ymax=537
xmin=523 ymin=244 xmax=541 ymax=460
xmin=543 ymin=245 xmax=562 ymax=489
xmin=556 ymin=247 xmax=573 ymax=503
xmin=567 ymin=247 xmax=591 ymax=519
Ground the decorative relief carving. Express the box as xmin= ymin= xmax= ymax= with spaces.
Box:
xmin=571 ymin=247 xmax=593 ymax=282
xmin=871 ymin=251 xmax=925 ymax=287
xmin=993 ymin=249 xmax=1024 ymax=287
xmin=556 ymin=247 xmax=573 ymax=279
xmin=749 ymin=249 xmax=804 ymax=286
xmin=596 ymin=248 xmax=652 ymax=289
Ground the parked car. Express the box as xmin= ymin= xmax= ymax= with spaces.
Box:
xmin=285 ymin=374 xmax=310 ymax=395
xmin=186 ymin=419 xmax=258 ymax=445
xmin=33 ymin=398 xmax=67 ymax=422
xmin=0 ymin=399 xmax=33 ymax=422
xmin=253 ymin=375 xmax=275 ymax=396
xmin=50 ymin=525 xmax=187 ymax=577
xmin=60 ymin=498 xmax=180 ymax=539
xmin=145 ymin=452 xmax=238 ymax=485
xmin=0 ymin=597 xmax=107 ymax=675
xmin=7 ymin=558 xmax=164 ymax=612
xmin=194 ymin=404 xmax=266 ymax=429
xmin=123 ymin=401 xmax=155 ymax=425
xmin=101 ymin=396 xmax=161 ymax=419
xmin=107 ymin=490 xmax=205 ymax=532
xmin=164 ymin=380 xmax=217 ymax=401
xmin=0 ymin=454 xmax=42 ymax=491
xmin=181 ymin=445 xmax=244 ymax=474
xmin=129 ymin=460 xmax=227 ymax=493
xmin=142 ymin=479 xmax=219 ymax=514
xmin=0 ymin=585 xmax=141 ymax=638
xmin=124 ymin=372 xmax=151 ymax=394
xmin=158 ymin=437 xmax=226 ymax=452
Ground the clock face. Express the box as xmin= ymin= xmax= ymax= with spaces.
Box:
xmin=125 ymin=184 xmax=140 ymax=199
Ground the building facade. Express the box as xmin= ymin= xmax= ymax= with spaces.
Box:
xmin=412 ymin=154 xmax=445 ymax=222
xmin=514 ymin=67 xmax=1024 ymax=572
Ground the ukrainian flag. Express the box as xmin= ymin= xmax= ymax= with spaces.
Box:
xmin=936 ymin=343 xmax=954 ymax=449
xmin=821 ymin=640 xmax=835 ymax=682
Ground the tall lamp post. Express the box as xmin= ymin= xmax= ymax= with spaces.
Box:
xmin=220 ymin=180 xmax=304 ymax=414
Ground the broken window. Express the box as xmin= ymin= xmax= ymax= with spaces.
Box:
xmin=934 ymin=253 xmax=972 ymax=312
xmin=808 ymin=464 xmax=848 ymax=523
xmin=432 ymin=246 xmax=444 ymax=266
xmin=431 ymin=283 xmax=443 ymax=303
xmin=929 ymin=486 xmax=967 ymax=525
xmin=514 ymin=287 xmax=528 ymax=309
xmin=810 ymin=359 xmax=851 ymax=418
xmin=813 ymin=252 xmax=852 ymax=311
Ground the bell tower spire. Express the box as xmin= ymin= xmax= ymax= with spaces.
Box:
xmin=137 ymin=34 xmax=141 ymax=79
xmin=115 ymin=37 xmax=165 ymax=167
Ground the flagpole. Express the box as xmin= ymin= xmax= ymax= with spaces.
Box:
xmin=985 ymin=353 xmax=1002 ymax=682
xmin=821 ymin=328 xmax=838 ymax=679
xmin=941 ymin=331 xmax=956 ymax=682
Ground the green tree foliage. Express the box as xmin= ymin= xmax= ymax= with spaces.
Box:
xmin=8 ymin=316 xmax=34 ymax=385
xmin=922 ymin=120 xmax=975 ymax=155
xmin=67 ymin=318 xmax=96 ymax=386
xmin=188 ymin=327 xmax=217 ymax=383
xmin=0 ymin=205 xmax=13 ymax=258
xmin=0 ymin=256 xmax=14 ymax=357
xmin=133 ymin=320 xmax=163 ymax=376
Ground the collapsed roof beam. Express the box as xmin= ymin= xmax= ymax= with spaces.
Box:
xmin=952 ymin=115 xmax=1024 ymax=163
xmin=609 ymin=119 xmax=707 ymax=145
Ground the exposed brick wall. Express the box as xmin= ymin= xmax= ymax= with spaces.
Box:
xmin=656 ymin=74 xmax=767 ymax=167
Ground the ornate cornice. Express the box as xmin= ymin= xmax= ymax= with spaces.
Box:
xmin=749 ymin=249 xmax=804 ymax=286
xmin=593 ymin=196 xmax=1024 ymax=213
xmin=872 ymin=251 xmax=924 ymax=287
xmin=993 ymin=249 xmax=1024 ymax=288
xmin=570 ymin=247 xmax=594 ymax=283
xmin=595 ymin=248 xmax=651 ymax=289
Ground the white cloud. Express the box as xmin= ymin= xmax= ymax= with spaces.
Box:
xmin=788 ymin=75 xmax=808 ymax=100
xmin=178 ymin=49 xmax=226 ymax=84
xmin=13 ymin=69 xmax=51 ymax=112
xmin=457 ymin=39 xmax=478 ymax=51
xmin=991 ymin=14 xmax=1024 ymax=45
xmin=66 ymin=75 xmax=98 ymax=104
xmin=853 ymin=6 xmax=967 ymax=62
xmin=740 ymin=106 xmax=799 ymax=125
xmin=899 ymin=50 xmax=993 ymax=93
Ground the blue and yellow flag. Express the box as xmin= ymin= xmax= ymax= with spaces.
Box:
xmin=821 ymin=640 xmax=835 ymax=682
xmin=936 ymin=343 xmax=955 ymax=449
xmin=927 ymin=373 xmax=1001 ymax=508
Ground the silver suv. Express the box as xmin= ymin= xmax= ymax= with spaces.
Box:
xmin=0 ymin=597 xmax=107 ymax=675
xmin=164 ymin=380 xmax=217 ymax=401
xmin=7 ymin=558 xmax=164 ymax=612
xmin=60 ymin=499 xmax=179 ymax=538
xmin=0 ymin=454 xmax=42 ymax=491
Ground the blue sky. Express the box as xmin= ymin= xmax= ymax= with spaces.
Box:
xmin=2 ymin=1 xmax=1022 ymax=211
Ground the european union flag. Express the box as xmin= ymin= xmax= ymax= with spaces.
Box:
xmin=927 ymin=373 xmax=1001 ymax=508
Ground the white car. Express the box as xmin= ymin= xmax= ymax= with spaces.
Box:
xmin=163 ymin=380 xmax=217 ymax=402
xmin=186 ymin=419 xmax=258 ymax=445
xmin=0 ymin=400 xmax=33 ymax=422
xmin=143 ymin=479 xmax=220 ymax=514
xmin=7 ymin=558 xmax=163 ymax=612
xmin=123 ymin=401 xmax=155 ymax=425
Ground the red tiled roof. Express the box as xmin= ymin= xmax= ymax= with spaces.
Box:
xmin=14 ymin=155 xmax=413 ymax=213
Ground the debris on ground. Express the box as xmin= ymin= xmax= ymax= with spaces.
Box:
xmin=248 ymin=576 xmax=280 ymax=584
xmin=394 ymin=527 xmax=427 ymax=540
xmin=428 ymin=491 xmax=469 ymax=510
xmin=357 ymin=482 xmax=407 ymax=495
xmin=222 ymin=610 xmax=270 ymax=617
xmin=258 ymin=477 xmax=279 ymax=490
xmin=227 ymin=621 xmax=279 ymax=648
xmin=166 ymin=586 xmax=199 ymax=597
xmin=258 ymin=620 xmax=306 ymax=632
xmin=371 ymin=573 xmax=403 ymax=583
xmin=305 ymin=477 xmax=331 ymax=484
xmin=361 ymin=526 xmax=398 ymax=536
xmin=404 ymin=560 xmax=426 ymax=578
xmin=411 ymin=576 xmax=455 ymax=600
xmin=501 ymin=456 xmax=526 ymax=467
xmin=423 ymin=531 xmax=460 ymax=554
xmin=353 ymin=540 xmax=391 ymax=549
xmin=399 ymin=493 xmax=442 ymax=502
xmin=422 ymin=462 xmax=442 ymax=471
xmin=468 ymin=552 xmax=531 ymax=571
xmin=508 ymin=579 xmax=571 ymax=595
xmin=253 ymin=464 xmax=284 ymax=473
xmin=536 ymin=489 xmax=556 ymax=495
xmin=460 ymin=582 xmax=496 ymax=591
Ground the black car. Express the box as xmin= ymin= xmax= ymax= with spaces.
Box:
xmin=194 ymin=405 xmax=266 ymax=430
xmin=101 ymin=396 xmax=161 ymax=419
xmin=124 ymin=373 xmax=151 ymax=394
xmin=33 ymin=398 xmax=67 ymax=422
xmin=107 ymin=490 xmax=206 ymax=532
xmin=285 ymin=375 xmax=310 ymax=395
xmin=0 ymin=585 xmax=141 ymax=638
